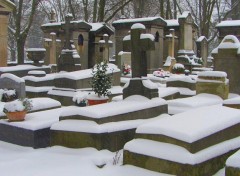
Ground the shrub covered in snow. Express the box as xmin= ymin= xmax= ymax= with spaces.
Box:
xmin=0 ymin=89 xmax=17 ymax=102
xmin=91 ymin=60 xmax=112 ymax=97
xmin=3 ymin=99 xmax=32 ymax=113
xmin=172 ymin=63 xmax=185 ymax=74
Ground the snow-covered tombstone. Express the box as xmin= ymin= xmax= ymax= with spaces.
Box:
xmin=0 ymin=73 xmax=26 ymax=100
xmin=122 ymin=23 xmax=158 ymax=99
xmin=196 ymin=71 xmax=229 ymax=99
xmin=212 ymin=35 xmax=240 ymax=95
xmin=98 ymin=34 xmax=113 ymax=62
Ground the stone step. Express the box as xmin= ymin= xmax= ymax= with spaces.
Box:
xmin=135 ymin=105 xmax=240 ymax=153
xmin=123 ymin=138 xmax=240 ymax=176
xmin=59 ymin=96 xmax=167 ymax=124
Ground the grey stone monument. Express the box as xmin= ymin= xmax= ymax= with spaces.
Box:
xmin=98 ymin=34 xmax=113 ymax=62
xmin=212 ymin=35 xmax=240 ymax=94
xmin=122 ymin=23 xmax=158 ymax=99
xmin=196 ymin=36 xmax=208 ymax=67
xmin=57 ymin=14 xmax=77 ymax=72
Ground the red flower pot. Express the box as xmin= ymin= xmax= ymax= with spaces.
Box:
xmin=87 ymin=98 xmax=108 ymax=106
xmin=6 ymin=111 xmax=27 ymax=122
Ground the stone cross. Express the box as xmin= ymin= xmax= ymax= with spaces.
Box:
xmin=123 ymin=23 xmax=155 ymax=77
xmin=64 ymin=13 xmax=73 ymax=50
xmin=99 ymin=34 xmax=113 ymax=62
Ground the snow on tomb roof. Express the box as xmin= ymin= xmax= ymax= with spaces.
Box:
xmin=165 ymin=19 xmax=179 ymax=27
xmin=196 ymin=36 xmax=207 ymax=42
xmin=0 ymin=73 xmax=24 ymax=83
xmin=123 ymin=33 xmax=155 ymax=41
xmin=60 ymin=95 xmax=167 ymax=119
xmin=89 ymin=23 xmax=114 ymax=34
xmin=136 ymin=105 xmax=240 ymax=143
xmin=179 ymin=11 xmax=191 ymax=18
xmin=198 ymin=71 xmax=227 ymax=78
xmin=131 ymin=23 xmax=146 ymax=29
xmin=0 ymin=65 xmax=50 ymax=72
xmin=216 ymin=20 xmax=240 ymax=27
xmin=112 ymin=16 xmax=167 ymax=27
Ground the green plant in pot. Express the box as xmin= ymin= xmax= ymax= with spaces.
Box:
xmin=3 ymin=98 xmax=33 ymax=122
xmin=88 ymin=60 xmax=112 ymax=105
xmin=172 ymin=63 xmax=185 ymax=74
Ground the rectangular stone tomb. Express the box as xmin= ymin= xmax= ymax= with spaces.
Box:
xmin=0 ymin=107 xmax=72 ymax=148
xmin=167 ymin=93 xmax=223 ymax=114
xmin=123 ymin=105 xmax=240 ymax=175
xmin=50 ymin=118 xmax=158 ymax=152
xmin=53 ymin=66 xmax=120 ymax=89
xmin=124 ymin=138 xmax=239 ymax=176
xmin=59 ymin=96 xmax=167 ymax=124
xmin=0 ymin=98 xmax=61 ymax=119
xmin=136 ymin=105 xmax=240 ymax=153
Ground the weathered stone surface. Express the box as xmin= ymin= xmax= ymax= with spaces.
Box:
xmin=0 ymin=76 xmax=26 ymax=99
xmin=123 ymin=79 xmax=159 ymax=99
xmin=51 ymin=128 xmax=136 ymax=152
xmin=60 ymin=104 xmax=167 ymax=124
xmin=226 ymin=166 xmax=240 ymax=176
xmin=136 ymin=122 xmax=240 ymax=154
xmin=212 ymin=35 xmax=240 ymax=94
xmin=0 ymin=123 xmax=50 ymax=148
xmin=124 ymin=149 xmax=237 ymax=176
xmin=167 ymin=80 xmax=196 ymax=90
xmin=196 ymin=81 xmax=229 ymax=99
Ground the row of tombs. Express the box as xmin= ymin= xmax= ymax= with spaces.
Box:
xmin=1 ymin=66 xmax=240 ymax=175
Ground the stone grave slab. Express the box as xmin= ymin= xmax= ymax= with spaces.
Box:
xmin=59 ymin=96 xmax=167 ymax=124
xmin=49 ymin=64 xmax=121 ymax=105
xmin=0 ymin=106 xmax=72 ymax=148
xmin=23 ymin=73 xmax=55 ymax=98
xmin=50 ymin=96 xmax=167 ymax=151
xmin=225 ymin=149 xmax=240 ymax=176
xmin=167 ymin=93 xmax=223 ymax=114
xmin=124 ymin=105 xmax=240 ymax=175
xmin=0 ymin=65 xmax=51 ymax=77
xmin=223 ymin=96 xmax=240 ymax=109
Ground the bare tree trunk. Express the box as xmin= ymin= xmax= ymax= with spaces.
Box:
xmin=68 ymin=0 xmax=76 ymax=19
xmin=14 ymin=0 xmax=38 ymax=64
xmin=93 ymin=0 xmax=98 ymax=22
xmin=98 ymin=0 xmax=106 ymax=22
xmin=82 ymin=0 xmax=89 ymax=22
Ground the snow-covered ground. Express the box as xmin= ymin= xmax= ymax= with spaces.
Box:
xmin=0 ymin=140 xmax=224 ymax=176
xmin=0 ymin=141 xmax=173 ymax=176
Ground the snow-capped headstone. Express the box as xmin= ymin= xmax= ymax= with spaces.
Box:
xmin=122 ymin=23 xmax=158 ymax=99
xmin=212 ymin=35 xmax=240 ymax=94
xmin=0 ymin=73 xmax=26 ymax=99
xmin=57 ymin=14 xmax=79 ymax=72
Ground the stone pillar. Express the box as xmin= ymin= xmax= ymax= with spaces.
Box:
xmin=49 ymin=32 xmax=57 ymax=65
xmin=196 ymin=36 xmax=208 ymax=67
xmin=0 ymin=14 xmax=9 ymax=67
xmin=99 ymin=34 xmax=113 ymax=62
xmin=178 ymin=12 xmax=194 ymax=56
xmin=212 ymin=35 xmax=240 ymax=94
